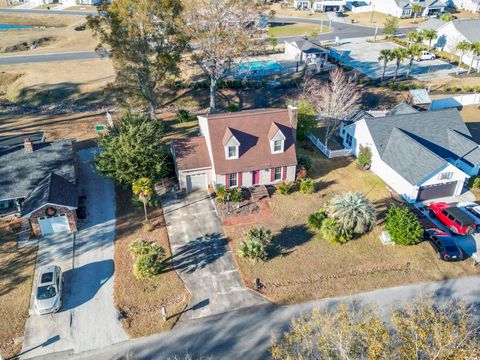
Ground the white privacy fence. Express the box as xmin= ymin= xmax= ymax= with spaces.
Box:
xmin=430 ymin=93 xmax=480 ymax=110
xmin=308 ymin=134 xmax=352 ymax=159
xmin=350 ymin=5 xmax=375 ymax=13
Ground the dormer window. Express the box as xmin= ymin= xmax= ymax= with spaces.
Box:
xmin=268 ymin=122 xmax=286 ymax=154
xmin=223 ymin=127 xmax=240 ymax=160
xmin=273 ymin=139 xmax=282 ymax=152
xmin=228 ymin=146 xmax=237 ymax=159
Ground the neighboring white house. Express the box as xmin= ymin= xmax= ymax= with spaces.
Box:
xmin=339 ymin=107 xmax=480 ymax=203
xmin=284 ymin=38 xmax=330 ymax=65
xmin=369 ymin=0 xmax=446 ymax=18
xmin=20 ymin=0 xmax=105 ymax=7
xmin=430 ymin=19 xmax=480 ymax=70
xmin=447 ymin=0 xmax=480 ymax=12
xmin=293 ymin=0 xmax=346 ymax=11
xmin=172 ymin=108 xmax=298 ymax=193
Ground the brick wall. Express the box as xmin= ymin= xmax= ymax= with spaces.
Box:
xmin=29 ymin=204 xmax=77 ymax=237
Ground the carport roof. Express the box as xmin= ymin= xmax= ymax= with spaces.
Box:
xmin=172 ymin=136 xmax=212 ymax=171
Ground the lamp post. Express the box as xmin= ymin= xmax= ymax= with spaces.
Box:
xmin=370 ymin=4 xmax=375 ymax=23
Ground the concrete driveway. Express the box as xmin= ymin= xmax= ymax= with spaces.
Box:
xmin=330 ymin=37 xmax=455 ymax=81
xmin=21 ymin=148 xmax=127 ymax=358
xmin=161 ymin=192 xmax=267 ymax=321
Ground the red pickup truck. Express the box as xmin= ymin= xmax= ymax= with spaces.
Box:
xmin=428 ymin=202 xmax=476 ymax=236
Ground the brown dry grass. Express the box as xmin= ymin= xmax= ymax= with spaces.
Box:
xmin=343 ymin=11 xmax=427 ymax=28
xmin=114 ymin=187 xmax=190 ymax=337
xmin=268 ymin=3 xmax=328 ymax=20
xmin=225 ymin=144 xmax=480 ymax=304
xmin=0 ymin=220 xmax=37 ymax=359
xmin=460 ymin=104 xmax=480 ymax=142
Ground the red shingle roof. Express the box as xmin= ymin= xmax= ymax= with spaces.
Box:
xmin=172 ymin=136 xmax=212 ymax=171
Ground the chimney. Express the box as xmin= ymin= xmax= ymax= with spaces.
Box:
xmin=288 ymin=104 xmax=298 ymax=130
xmin=24 ymin=138 xmax=33 ymax=153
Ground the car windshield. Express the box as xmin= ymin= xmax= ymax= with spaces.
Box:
xmin=36 ymin=285 xmax=57 ymax=300
xmin=445 ymin=245 xmax=460 ymax=253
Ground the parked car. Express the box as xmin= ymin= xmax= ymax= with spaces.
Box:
xmin=410 ymin=206 xmax=437 ymax=230
xmin=34 ymin=265 xmax=63 ymax=315
xmin=425 ymin=228 xmax=464 ymax=261
xmin=415 ymin=51 xmax=436 ymax=61
xmin=428 ymin=202 xmax=477 ymax=235
xmin=457 ymin=201 xmax=480 ymax=223
xmin=335 ymin=11 xmax=345 ymax=17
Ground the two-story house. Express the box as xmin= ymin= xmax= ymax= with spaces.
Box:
xmin=293 ymin=0 xmax=346 ymax=12
xmin=172 ymin=107 xmax=298 ymax=193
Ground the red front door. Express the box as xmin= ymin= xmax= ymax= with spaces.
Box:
xmin=252 ymin=170 xmax=260 ymax=185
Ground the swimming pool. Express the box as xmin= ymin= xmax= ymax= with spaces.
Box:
xmin=0 ymin=24 xmax=34 ymax=30
xmin=237 ymin=60 xmax=283 ymax=72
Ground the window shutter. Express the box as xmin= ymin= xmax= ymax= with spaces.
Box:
xmin=282 ymin=166 xmax=287 ymax=181
xmin=270 ymin=168 xmax=275 ymax=182
xmin=226 ymin=174 xmax=230 ymax=188
xmin=238 ymin=172 xmax=242 ymax=187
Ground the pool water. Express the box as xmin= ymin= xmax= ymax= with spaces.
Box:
xmin=237 ymin=60 xmax=283 ymax=72
xmin=0 ymin=24 xmax=34 ymax=30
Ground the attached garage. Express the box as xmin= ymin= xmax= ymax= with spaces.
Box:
xmin=38 ymin=214 xmax=71 ymax=235
xmin=417 ymin=181 xmax=458 ymax=201
xmin=186 ymin=173 xmax=208 ymax=193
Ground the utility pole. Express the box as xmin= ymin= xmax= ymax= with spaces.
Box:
xmin=370 ymin=4 xmax=375 ymax=23
xmin=320 ymin=19 xmax=323 ymax=33
xmin=374 ymin=24 xmax=379 ymax=42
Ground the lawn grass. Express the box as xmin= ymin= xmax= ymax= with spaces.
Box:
xmin=342 ymin=11 xmax=427 ymax=28
xmin=0 ymin=220 xmax=37 ymax=359
xmin=225 ymin=143 xmax=480 ymax=304
xmin=113 ymin=187 xmax=190 ymax=337
xmin=268 ymin=23 xmax=330 ymax=37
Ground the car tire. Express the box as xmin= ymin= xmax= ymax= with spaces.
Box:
xmin=429 ymin=210 xmax=436 ymax=218
xmin=449 ymin=226 xmax=457 ymax=235
xmin=465 ymin=227 xmax=474 ymax=236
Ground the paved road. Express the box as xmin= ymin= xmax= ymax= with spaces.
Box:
xmin=20 ymin=148 xmax=127 ymax=359
xmin=39 ymin=275 xmax=480 ymax=360
xmin=161 ymin=192 xmax=266 ymax=321
xmin=0 ymin=8 xmax=96 ymax=16
xmin=0 ymin=51 xmax=100 ymax=65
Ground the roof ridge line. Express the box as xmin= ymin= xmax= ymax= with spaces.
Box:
xmin=390 ymin=127 xmax=447 ymax=164
xmin=204 ymin=108 xmax=287 ymax=120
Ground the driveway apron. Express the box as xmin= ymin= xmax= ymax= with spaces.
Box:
xmin=161 ymin=192 xmax=267 ymax=321
xmin=20 ymin=148 xmax=127 ymax=359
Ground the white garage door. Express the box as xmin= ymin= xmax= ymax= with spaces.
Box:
xmin=186 ymin=173 xmax=207 ymax=193
xmin=38 ymin=215 xmax=70 ymax=235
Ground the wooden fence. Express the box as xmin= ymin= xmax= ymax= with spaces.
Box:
xmin=307 ymin=134 xmax=352 ymax=159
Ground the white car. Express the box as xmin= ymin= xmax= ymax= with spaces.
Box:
xmin=34 ymin=265 xmax=63 ymax=315
xmin=457 ymin=201 xmax=480 ymax=225
xmin=415 ymin=51 xmax=436 ymax=61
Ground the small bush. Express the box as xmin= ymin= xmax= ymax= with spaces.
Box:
xmin=216 ymin=185 xmax=228 ymax=203
xmin=177 ymin=109 xmax=191 ymax=123
xmin=357 ymin=146 xmax=372 ymax=168
xmin=389 ymin=82 xmax=396 ymax=90
xmin=238 ymin=239 xmax=267 ymax=264
xmin=129 ymin=239 xmax=164 ymax=258
xmin=474 ymin=86 xmax=480 ymax=93
xmin=297 ymin=154 xmax=313 ymax=171
xmin=397 ymin=83 xmax=405 ymax=91
xmin=385 ymin=205 xmax=424 ymax=245
xmin=246 ymin=227 xmax=272 ymax=246
xmin=230 ymin=187 xmax=244 ymax=202
xmin=307 ymin=210 xmax=327 ymax=231
xmin=276 ymin=180 xmax=293 ymax=195
xmin=300 ymin=178 xmax=315 ymax=194
xmin=320 ymin=218 xmax=352 ymax=244
xmin=451 ymin=86 xmax=460 ymax=92
xmin=134 ymin=253 xmax=162 ymax=279
xmin=468 ymin=176 xmax=480 ymax=190
xmin=227 ymin=103 xmax=240 ymax=112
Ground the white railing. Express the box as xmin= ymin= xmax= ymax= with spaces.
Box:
xmin=307 ymin=134 xmax=352 ymax=159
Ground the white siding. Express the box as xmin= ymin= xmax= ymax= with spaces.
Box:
xmin=370 ymin=0 xmax=404 ymax=17
xmin=215 ymin=165 xmax=296 ymax=189
xmin=178 ymin=169 xmax=213 ymax=191
xmin=418 ymin=164 xmax=468 ymax=197
xmin=284 ymin=42 xmax=302 ymax=61
xmin=449 ymin=0 xmax=480 ymax=12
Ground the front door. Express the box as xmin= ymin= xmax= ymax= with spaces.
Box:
xmin=252 ymin=170 xmax=260 ymax=185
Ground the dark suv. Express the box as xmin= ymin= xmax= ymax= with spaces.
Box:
xmin=425 ymin=228 xmax=464 ymax=261
xmin=428 ymin=202 xmax=476 ymax=235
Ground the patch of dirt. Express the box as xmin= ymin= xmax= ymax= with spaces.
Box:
xmin=2 ymin=36 xmax=58 ymax=53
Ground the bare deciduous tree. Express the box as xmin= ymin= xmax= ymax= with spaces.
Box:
xmin=184 ymin=0 xmax=266 ymax=113
xmin=303 ymin=68 xmax=361 ymax=147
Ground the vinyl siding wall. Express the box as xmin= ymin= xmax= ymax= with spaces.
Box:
xmin=215 ymin=165 xmax=296 ymax=188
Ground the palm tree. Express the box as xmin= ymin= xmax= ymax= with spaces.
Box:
xmin=327 ymin=192 xmax=377 ymax=234
xmin=468 ymin=41 xmax=480 ymax=74
xmin=238 ymin=239 xmax=267 ymax=264
xmin=406 ymin=44 xmax=422 ymax=78
xmin=407 ymin=31 xmax=420 ymax=45
xmin=392 ymin=47 xmax=407 ymax=82
xmin=411 ymin=4 xmax=422 ymax=22
xmin=456 ymin=40 xmax=471 ymax=75
xmin=421 ymin=28 xmax=437 ymax=50
xmin=378 ymin=49 xmax=393 ymax=82
xmin=132 ymin=177 xmax=154 ymax=221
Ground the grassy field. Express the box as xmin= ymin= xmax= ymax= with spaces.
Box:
xmin=114 ymin=187 xmax=190 ymax=337
xmin=268 ymin=3 xmax=328 ymax=20
xmin=0 ymin=220 xmax=37 ymax=359
xmin=268 ymin=22 xmax=330 ymax=37
xmin=225 ymin=145 xmax=480 ymax=304
xmin=342 ymin=11 xmax=428 ymax=27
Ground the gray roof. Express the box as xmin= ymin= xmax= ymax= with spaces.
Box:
xmin=417 ymin=18 xmax=444 ymax=32
xmin=0 ymin=132 xmax=44 ymax=151
xmin=409 ymin=89 xmax=432 ymax=105
xmin=452 ymin=19 xmax=480 ymax=43
xmin=22 ymin=173 xmax=77 ymax=215
xmin=365 ymin=108 xmax=480 ymax=184
xmin=290 ymin=38 xmax=328 ymax=54
xmin=345 ymin=108 xmax=373 ymax=124
xmin=0 ymin=140 xmax=76 ymax=200
xmin=386 ymin=101 xmax=419 ymax=116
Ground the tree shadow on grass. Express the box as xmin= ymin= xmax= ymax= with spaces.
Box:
xmin=268 ymin=224 xmax=315 ymax=259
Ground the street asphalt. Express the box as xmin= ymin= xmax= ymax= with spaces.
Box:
xmin=161 ymin=192 xmax=267 ymax=321
xmin=36 ymin=275 xmax=480 ymax=360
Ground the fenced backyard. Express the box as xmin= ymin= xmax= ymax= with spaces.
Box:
xmin=308 ymin=133 xmax=352 ymax=159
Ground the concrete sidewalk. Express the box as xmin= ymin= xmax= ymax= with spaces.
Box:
xmin=161 ymin=192 xmax=267 ymax=321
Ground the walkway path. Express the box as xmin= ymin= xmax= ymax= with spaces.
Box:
xmin=161 ymin=192 xmax=267 ymax=321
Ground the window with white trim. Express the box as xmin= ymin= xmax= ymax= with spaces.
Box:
xmin=438 ymin=172 xmax=454 ymax=180
xmin=274 ymin=167 xmax=282 ymax=181
xmin=273 ymin=139 xmax=282 ymax=152
xmin=228 ymin=146 xmax=237 ymax=159
xmin=346 ymin=133 xmax=353 ymax=147
xmin=229 ymin=173 xmax=238 ymax=187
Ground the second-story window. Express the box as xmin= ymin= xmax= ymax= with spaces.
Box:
xmin=273 ymin=139 xmax=282 ymax=152
xmin=228 ymin=146 xmax=237 ymax=159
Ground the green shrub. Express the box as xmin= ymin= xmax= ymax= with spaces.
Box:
xmin=357 ymin=146 xmax=372 ymax=168
xmin=468 ymin=176 xmax=480 ymax=190
xmin=297 ymin=154 xmax=313 ymax=171
xmin=227 ymin=103 xmax=240 ymax=112
xmin=320 ymin=218 xmax=352 ymax=244
xmin=177 ymin=109 xmax=191 ymax=123
xmin=230 ymin=187 xmax=244 ymax=202
xmin=246 ymin=227 xmax=272 ymax=246
xmin=443 ymin=86 xmax=450 ymax=93
xmin=397 ymin=83 xmax=405 ymax=91
xmin=276 ymin=180 xmax=293 ymax=195
xmin=238 ymin=239 xmax=267 ymax=264
xmin=462 ymin=86 xmax=473 ymax=93
xmin=474 ymin=86 xmax=480 ymax=93
xmin=307 ymin=210 xmax=327 ymax=231
xmin=216 ymin=185 xmax=228 ymax=203
xmin=451 ymin=86 xmax=460 ymax=92
xmin=129 ymin=239 xmax=165 ymax=258
xmin=385 ymin=205 xmax=424 ymax=245
xmin=299 ymin=178 xmax=315 ymax=194
xmin=389 ymin=82 xmax=396 ymax=90
xmin=133 ymin=253 xmax=162 ymax=279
